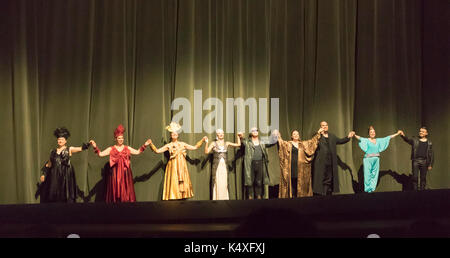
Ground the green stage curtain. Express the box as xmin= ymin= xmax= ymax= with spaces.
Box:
xmin=0 ymin=0 xmax=448 ymax=204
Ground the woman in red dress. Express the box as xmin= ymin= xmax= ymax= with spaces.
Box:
xmin=90 ymin=124 xmax=151 ymax=203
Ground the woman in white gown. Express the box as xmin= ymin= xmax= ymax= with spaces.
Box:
xmin=205 ymin=129 xmax=241 ymax=200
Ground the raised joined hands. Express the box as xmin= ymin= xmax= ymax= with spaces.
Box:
xmin=89 ymin=140 xmax=97 ymax=148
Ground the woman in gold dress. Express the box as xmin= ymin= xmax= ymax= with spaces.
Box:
xmin=149 ymin=122 xmax=207 ymax=200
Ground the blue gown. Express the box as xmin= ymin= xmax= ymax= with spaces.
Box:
xmin=358 ymin=136 xmax=391 ymax=193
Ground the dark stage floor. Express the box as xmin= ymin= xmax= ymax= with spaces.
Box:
xmin=1 ymin=189 xmax=449 ymax=238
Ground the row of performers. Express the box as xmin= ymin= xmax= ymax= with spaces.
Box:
xmin=40 ymin=121 xmax=434 ymax=203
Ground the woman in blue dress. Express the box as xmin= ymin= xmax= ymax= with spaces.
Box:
xmin=354 ymin=126 xmax=402 ymax=193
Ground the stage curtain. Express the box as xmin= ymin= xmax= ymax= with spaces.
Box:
xmin=0 ymin=0 xmax=447 ymax=204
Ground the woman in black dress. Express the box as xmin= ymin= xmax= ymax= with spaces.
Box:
xmin=40 ymin=127 xmax=89 ymax=203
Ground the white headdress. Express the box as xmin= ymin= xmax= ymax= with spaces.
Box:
xmin=166 ymin=122 xmax=182 ymax=133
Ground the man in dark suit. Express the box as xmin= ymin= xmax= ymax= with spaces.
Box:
xmin=312 ymin=121 xmax=354 ymax=196
xmin=400 ymin=127 xmax=434 ymax=190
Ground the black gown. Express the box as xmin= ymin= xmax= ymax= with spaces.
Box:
xmin=42 ymin=147 xmax=77 ymax=203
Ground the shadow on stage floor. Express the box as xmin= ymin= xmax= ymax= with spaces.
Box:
xmin=1 ymin=189 xmax=449 ymax=238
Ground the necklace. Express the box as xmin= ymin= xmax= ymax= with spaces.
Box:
xmin=57 ymin=146 xmax=66 ymax=154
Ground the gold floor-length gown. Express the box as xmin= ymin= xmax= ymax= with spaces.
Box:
xmin=163 ymin=143 xmax=194 ymax=200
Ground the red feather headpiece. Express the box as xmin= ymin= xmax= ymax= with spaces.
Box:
xmin=114 ymin=124 xmax=125 ymax=138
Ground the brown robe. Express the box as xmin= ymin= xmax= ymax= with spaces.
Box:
xmin=278 ymin=133 xmax=320 ymax=198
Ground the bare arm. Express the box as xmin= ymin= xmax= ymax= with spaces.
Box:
xmin=204 ymin=139 xmax=215 ymax=154
xmin=90 ymin=140 xmax=111 ymax=157
xmin=354 ymin=134 xmax=361 ymax=140
xmin=98 ymin=147 xmax=112 ymax=157
xmin=237 ymin=132 xmax=248 ymax=147
xmin=390 ymin=130 xmax=402 ymax=138
xmin=128 ymin=147 xmax=142 ymax=155
xmin=226 ymin=135 xmax=241 ymax=148
xmin=129 ymin=139 xmax=152 ymax=155
xmin=271 ymin=129 xmax=285 ymax=144
xmin=69 ymin=146 xmax=83 ymax=155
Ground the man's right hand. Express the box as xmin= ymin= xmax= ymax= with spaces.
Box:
xmin=40 ymin=175 xmax=45 ymax=182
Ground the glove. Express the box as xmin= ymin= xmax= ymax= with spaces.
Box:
xmin=82 ymin=142 xmax=90 ymax=150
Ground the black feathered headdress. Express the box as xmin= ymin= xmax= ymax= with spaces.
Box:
xmin=53 ymin=127 xmax=70 ymax=139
